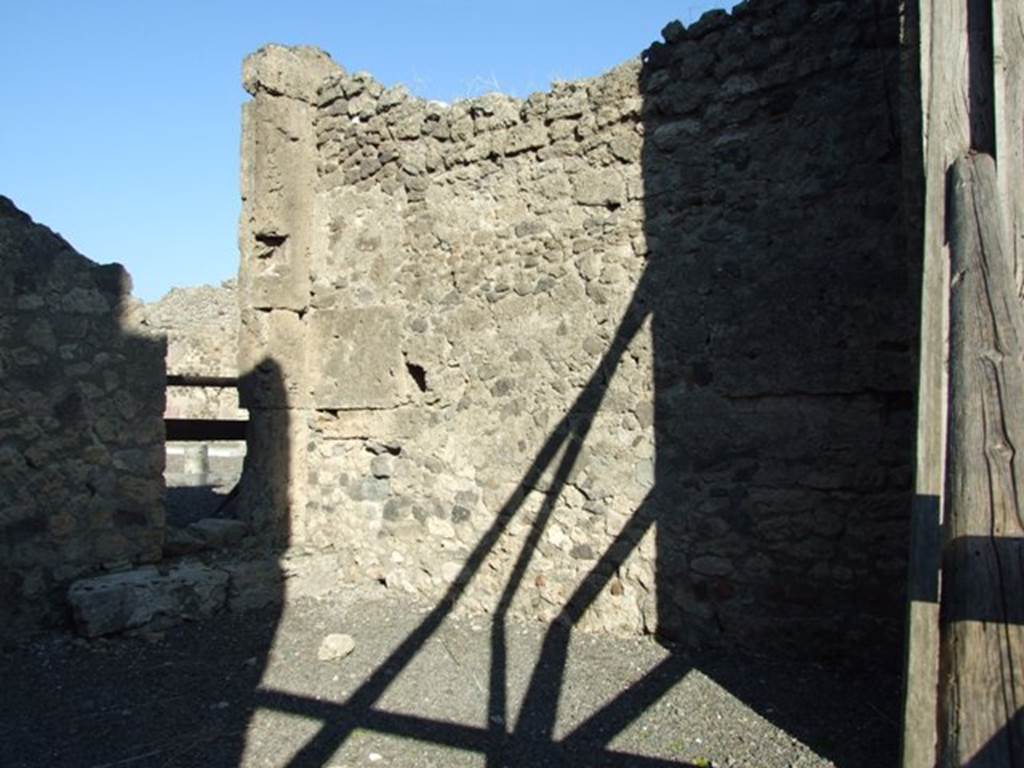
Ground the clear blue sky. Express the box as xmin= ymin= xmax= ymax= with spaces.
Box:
xmin=1 ymin=1 xmax=718 ymax=302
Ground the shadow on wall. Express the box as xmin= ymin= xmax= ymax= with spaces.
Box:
xmin=232 ymin=357 xmax=293 ymax=550
xmin=0 ymin=358 xmax=290 ymax=767
xmin=0 ymin=196 xmax=166 ymax=638
xmin=639 ymin=10 xmax=913 ymax=656
xmin=204 ymin=356 xmax=291 ymax=764
xmin=231 ymin=5 xmax=912 ymax=767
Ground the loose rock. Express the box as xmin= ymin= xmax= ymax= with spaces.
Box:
xmin=317 ymin=633 xmax=356 ymax=661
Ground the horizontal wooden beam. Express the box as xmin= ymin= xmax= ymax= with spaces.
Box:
xmin=166 ymin=374 xmax=239 ymax=388
xmin=165 ymin=419 xmax=248 ymax=441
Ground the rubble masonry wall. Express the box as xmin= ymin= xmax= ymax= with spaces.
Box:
xmin=136 ymin=281 xmax=244 ymax=422
xmin=237 ymin=0 xmax=913 ymax=660
xmin=0 ymin=197 xmax=166 ymax=635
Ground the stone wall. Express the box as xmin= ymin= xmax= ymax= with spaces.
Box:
xmin=0 ymin=197 xmax=166 ymax=635
xmin=237 ymin=0 xmax=913 ymax=661
xmin=134 ymin=281 xmax=243 ymax=421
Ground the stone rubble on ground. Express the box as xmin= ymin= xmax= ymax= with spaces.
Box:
xmin=317 ymin=632 xmax=356 ymax=661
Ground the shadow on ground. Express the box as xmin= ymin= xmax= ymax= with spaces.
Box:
xmin=0 ymin=595 xmax=899 ymax=767
xmin=166 ymin=485 xmax=236 ymax=526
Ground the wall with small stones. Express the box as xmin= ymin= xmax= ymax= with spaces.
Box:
xmin=0 ymin=196 xmax=166 ymax=636
xmin=134 ymin=281 xmax=244 ymax=421
xmin=237 ymin=0 xmax=913 ymax=661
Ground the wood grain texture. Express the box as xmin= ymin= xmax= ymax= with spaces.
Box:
xmin=901 ymin=2 xmax=971 ymax=765
xmin=941 ymin=152 xmax=1024 ymax=768
xmin=993 ymin=0 xmax=1024 ymax=291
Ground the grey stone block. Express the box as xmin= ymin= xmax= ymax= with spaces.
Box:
xmin=68 ymin=564 xmax=229 ymax=637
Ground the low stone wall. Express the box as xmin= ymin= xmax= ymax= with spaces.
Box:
xmin=0 ymin=197 xmax=166 ymax=636
xmin=234 ymin=0 xmax=913 ymax=662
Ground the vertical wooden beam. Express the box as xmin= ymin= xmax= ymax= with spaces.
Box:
xmin=901 ymin=2 xmax=971 ymax=765
xmin=941 ymin=151 xmax=1024 ymax=768
xmin=993 ymin=0 xmax=1024 ymax=289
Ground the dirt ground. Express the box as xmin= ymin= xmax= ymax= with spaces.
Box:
xmin=0 ymin=588 xmax=900 ymax=768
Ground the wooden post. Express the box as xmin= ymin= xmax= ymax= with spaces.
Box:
xmin=941 ymin=151 xmax=1024 ymax=767
xmin=900 ymin=0 xmax=970 ymax=763
xmin=993 ymin=0 xmax=1024 ymax=290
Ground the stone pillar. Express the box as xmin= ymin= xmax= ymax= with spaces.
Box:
xmin=236 ymin=46 xmax=339 ymax=547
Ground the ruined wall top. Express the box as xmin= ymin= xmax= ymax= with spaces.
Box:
xmin=135 ymin=280 xmax=238 ymax=335
xmin=243 ymin=45 xmax=338 ymax=103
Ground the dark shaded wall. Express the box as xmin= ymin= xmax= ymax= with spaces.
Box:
xmin=639 ymin=0 xmax=912 ymax=658
xmin=0 ymin=197 xmax=166 ymax=636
